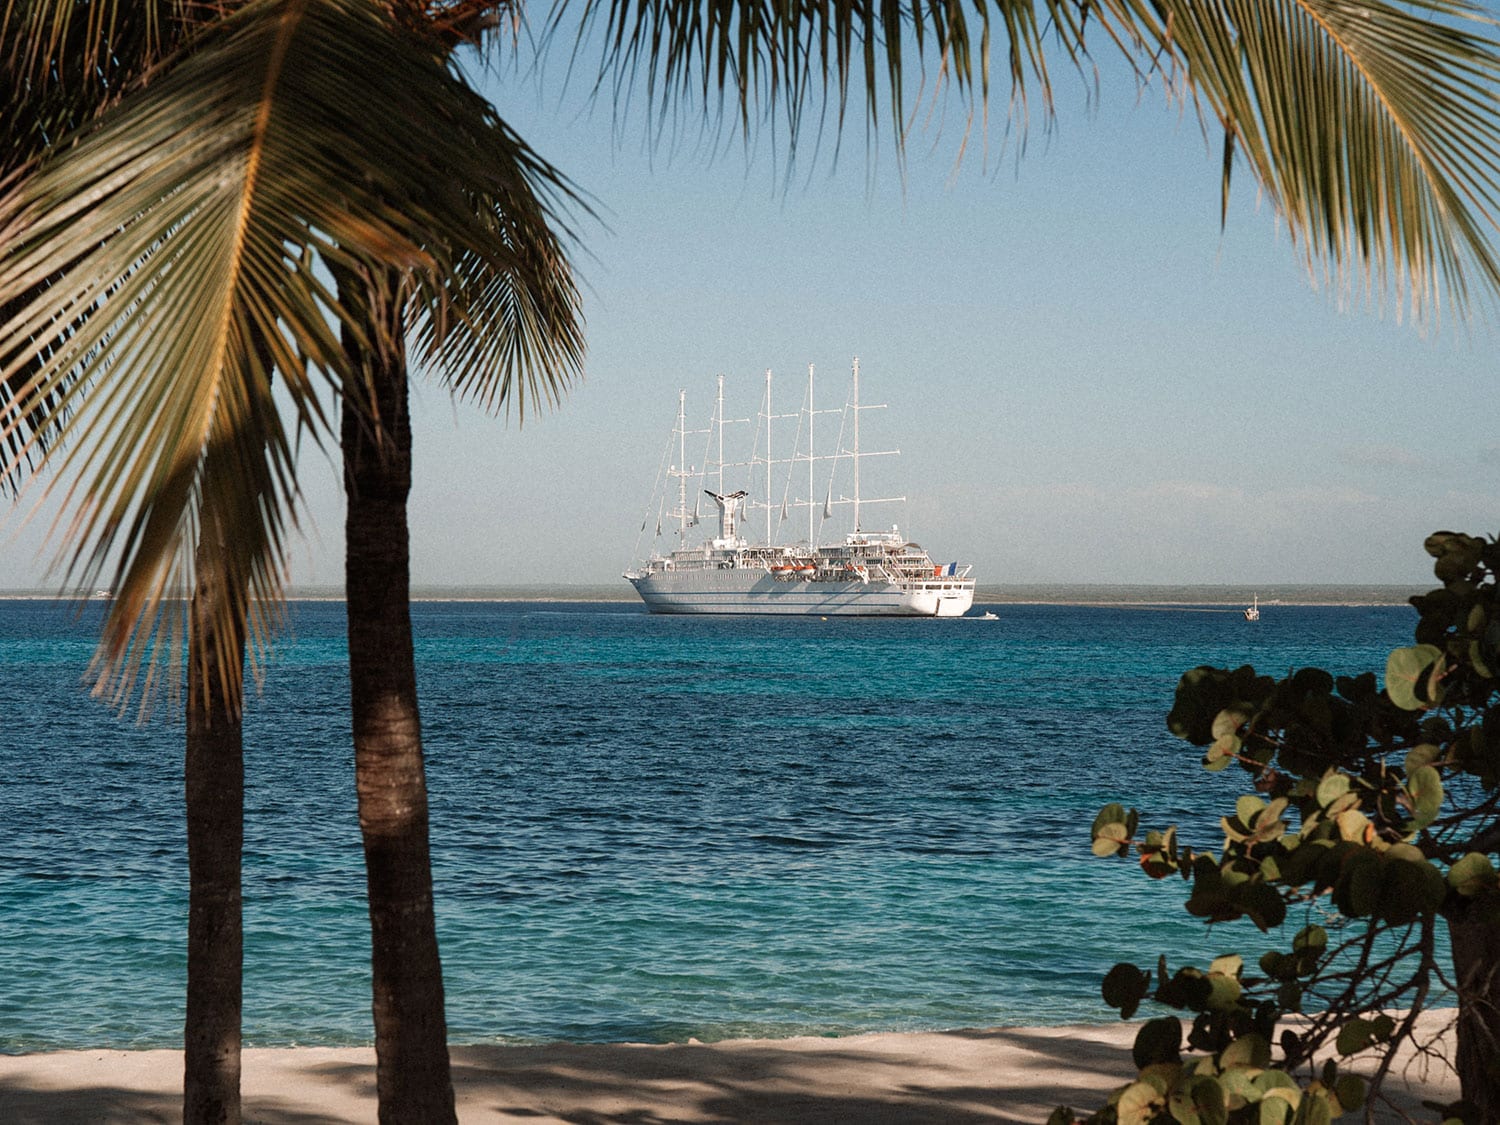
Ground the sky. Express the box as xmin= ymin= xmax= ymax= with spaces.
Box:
xmin=3 ymin=31 xmax=1498 ymax=592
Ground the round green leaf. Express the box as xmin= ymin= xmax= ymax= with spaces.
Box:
xmin=1338 ymin=853 xmax=1382 ymax=918
xmin=1468 ymin=639 xmax=1493 ymax=679
xmin=1092 ymin=821 xmax=1130 ymax=857
xmin=1292 ymin=1093 xmax=1333 ymax=1125
xmin=1255 ymin=1070 xmax=1298 ymax=1094
xmin=1448 ymin=851 xmax=1500 ymax=896
xmin=1205 ymin=734 xmax=1240 ymax=770
xmin=1185 ymin=1075 xmax=1229 ymax=1125
xmin=1294 ymin=925 xmax=1327 ymax=954
xmin=1315 ymin=772 xmax=1350 ymax=808
xmin=1258 ymin=1097 xmax=1295 ymax=1125
xmin=1404 ymin=743 xmax=1442 ymax=771
xmin=1336 ymin=809 xmax=1372 ymax=844
xmin=1379 ymin=857 xmax=1444 ymax=925
xmin=1220 ymin=1033 xmax=1270 ymax=1070
xmin=1335 ymin=1016 xmax=1393 ymax=1056
xmin=1133 ymin=1016 xmax=1183 ymax=1069
xmin=1118 ymin=1080 xmax=1165 ymax=1125
xmin=1092 ymin=803 xmax=1129 ymax=834
xmin=1209 ymin=954 xmax=1243 ymax=978
xmin=1406 ymin=765 xmax=1444 ymax=830
xmin=1212 ymin=709 xmax=1248 ymax=739
xmin=1333 ymin=1074 xmax=1366 ymax=1112
xmin=1102 ymin=963 xmax=1152 ymax=1019
xmin=1236 ymin=880 xmax=1287 ymax=931
xmin=1218 ymin=1066 xmax=1261 ymax=1106
xmin=1205 ymin=972 xmax=1243 ymax=1011
xmin=1235 ymin=795 xmax=1266 ymax=824
xmin=1385 ymin=644 xmax=1443 ymax=710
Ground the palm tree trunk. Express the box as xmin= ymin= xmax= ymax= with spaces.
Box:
xmin=1448 ymin=901 xmax=1500 ymax=1120
xmin=340 ymin=267 xmax=457 ymax=1124
xmin=183 ymin=536 xmax=246 ymax=1125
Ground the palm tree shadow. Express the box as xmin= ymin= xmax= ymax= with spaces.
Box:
xmin=0 ymin=1030 xmax=1162 ymax=1123
xmin=0 ymin=1024 xmax=1459 ymax=1123
xmin=0 ymin=1078 xmax=350 ymax=1125
xmin=447 ymin=1028 xmax=1139 ymax=1123
xmin=444 ymin=1024 xmax=1462 ymax=1124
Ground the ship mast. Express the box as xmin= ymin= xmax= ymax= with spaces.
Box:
xmin=676 ymin=389 xmax=688 ymax=541
xmin=807 ymin=363 xmax=815 ymax=546
xmin=851 ymin=357 xmax=861 ymax=531
xmin=764 ymin=369 xmax=773 ymax=543
xmin=828 ymin=359 xmax=899 ymax=535
xmin=715 ymin=374 xmax=726 ymax=497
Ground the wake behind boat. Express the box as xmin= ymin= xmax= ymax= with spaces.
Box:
xmin=624 ymin=359 xmax=976 ymax=617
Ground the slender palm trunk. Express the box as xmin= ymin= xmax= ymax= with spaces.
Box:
xmin=1448 ymin=903 xmax=1500 ymax=1120
xmin=183 ymin=537 xmax=246 ymax=1125
xmin=340 ymin=268 xmax=456 ymax=1124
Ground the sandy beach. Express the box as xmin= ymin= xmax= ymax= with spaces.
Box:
xmin=0 ymin=1014 xmax=1462 ymax=1124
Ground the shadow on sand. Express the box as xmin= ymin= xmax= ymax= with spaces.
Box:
xmin=0 ymin=1022 xmax=1460 ymax=1123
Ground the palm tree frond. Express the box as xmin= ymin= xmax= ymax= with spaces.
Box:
xmin=1096 ymin=0 xmax=1500 ymax=322
xmin=0 ymin=0 xmax=182 ymax=164
xmin=0 ymin=0 xmax=575 ymax=704
xmin=559 ymin=0 xmax=1073 ymax=164
xmin=571 ymin=0 xmax=1500 ymax=321
xmin=405 ymin=107 xmax=589 ymax=422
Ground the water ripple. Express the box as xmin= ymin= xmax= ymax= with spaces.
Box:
xmin=0 ymin=598 xmax=1416 ymax=1049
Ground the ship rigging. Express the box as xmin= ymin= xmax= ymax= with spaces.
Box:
xmin=625 ymin=359 xmax=975 ymax=617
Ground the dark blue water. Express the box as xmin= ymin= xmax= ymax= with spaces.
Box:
xmin=0 ymin=599 xmax=1414 ymax=1050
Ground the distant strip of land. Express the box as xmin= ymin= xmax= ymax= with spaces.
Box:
xmin=0 ymin=583 xmax=1421 ymax=606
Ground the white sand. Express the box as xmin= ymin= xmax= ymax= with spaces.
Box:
xmin=0 ymin=1014 xmax=1461 ymax=1123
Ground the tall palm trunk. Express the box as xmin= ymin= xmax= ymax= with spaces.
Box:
xmin=340 ymin=268 xmax=456 ymax=1124
xmin=183 ymin=529 xmax=247 ymax=1125
xmin=1448 ymin=903 xmax=1500 ymax=1119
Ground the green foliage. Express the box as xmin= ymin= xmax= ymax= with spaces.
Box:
xmin=1334 ymin=1015 xmax=1395 ymax=1057
xmin=1050 ymin=1027 xmax=1363 ymax=1125
xmin=1386 ymin=645 xmax=1447 ymax=711
xmin=1063 ymin=532 xmax=1500 ymax=1123
xmin=1093 ymin=804 xmax=1140 ymax=858
xmin=1448 ymin=852 xmax=1500 ymax=897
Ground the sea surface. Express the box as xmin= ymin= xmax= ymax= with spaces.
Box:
xmin=0 ymin=597 xmax=1419 ymax=1051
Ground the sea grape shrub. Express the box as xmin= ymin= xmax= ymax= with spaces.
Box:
xmin=1049 ymin=532 xmax=1500 ymax=1125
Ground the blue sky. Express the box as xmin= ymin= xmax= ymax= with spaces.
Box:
xmin=3 ymin=37 xmax=1497 ymax=591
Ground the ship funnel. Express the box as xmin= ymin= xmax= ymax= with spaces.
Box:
xmin=706 ymin=489 xmax=749 ymax=545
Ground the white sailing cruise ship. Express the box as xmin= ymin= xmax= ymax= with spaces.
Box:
xmin=624 ymin=359 xmax=976 ymax=616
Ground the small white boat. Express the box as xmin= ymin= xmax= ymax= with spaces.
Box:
xmin=980 ymin=611 xmax=998 ymax=620
xmin=1243 ymin=595 xmax=1260 ymax=622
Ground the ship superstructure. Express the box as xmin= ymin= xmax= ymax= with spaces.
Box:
xmin=624 ymin=360 xmax=976 ymax=616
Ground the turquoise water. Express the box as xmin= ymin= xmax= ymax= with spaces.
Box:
xmin=0 ymin=598 xmax=1415 ymax=1050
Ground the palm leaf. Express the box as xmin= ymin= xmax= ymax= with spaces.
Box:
xmin=0 ymin=0 xmax=177 ymax=104
xmin=1100 ymin=0 xmax=1500 ymax=322
xmin=0 ymin=1 xmax=193 ymax=493
xmin=567 ymin=0 xmax=1500 ymax=320
xmin=407 ymin=111 xmax=588 ymax=422
xmin=0 ymin=0 xmax=585 ymax=706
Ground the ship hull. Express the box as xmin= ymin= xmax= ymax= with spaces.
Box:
xmin=629 ymin=570 xmax=974 ymax=617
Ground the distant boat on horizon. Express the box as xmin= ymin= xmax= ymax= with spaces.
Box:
xmin=624 ymin=359 xmax=975 ymax=617
xmin=1244 ymin=594 xmax=1260 ymax=622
